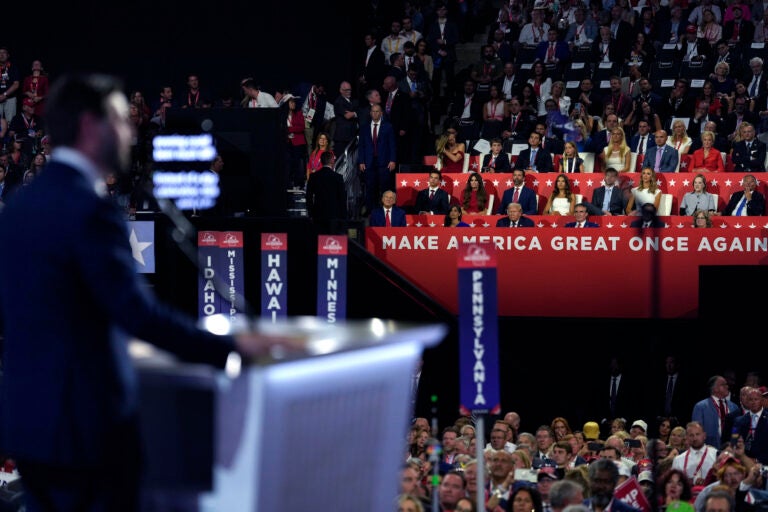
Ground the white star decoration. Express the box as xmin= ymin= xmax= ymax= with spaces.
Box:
xmin=129 ymin=228 xmax=152 ymax=266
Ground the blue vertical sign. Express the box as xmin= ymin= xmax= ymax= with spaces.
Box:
xmin=197 ymin=231 xmax=245 ymax=321
xmin=316 ymin=235 xmax=347 ymax=323
xmin=457 ymin=242 xmax=501 ymax=416
xmin=261 ymin=233 xmax=288 ymax=322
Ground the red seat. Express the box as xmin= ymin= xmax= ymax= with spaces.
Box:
xmin=552 ymin=154 xmax=562 ymax=172
xmin=423 ymin=155 xmax=437 ymax=166
xmin=678 ymin=154 xmax=692 ymax=172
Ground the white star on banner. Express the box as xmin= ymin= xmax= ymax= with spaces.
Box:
xmin=129 ymin=228 xmax=152 ymax=266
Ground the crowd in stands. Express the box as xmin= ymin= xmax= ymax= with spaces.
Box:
xmin=399 ymin=372 xmax=768 ymax=512
xmin=3 ymin=0 xmax=767 ymax=222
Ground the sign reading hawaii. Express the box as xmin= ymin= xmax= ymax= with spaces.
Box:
xmin=457 ymin=242 xmax=500 ymax=416
xmin=317 ymin=235 xmax=348 ymax=323
xmin=261 ymin=233 xmax=288 ymax=323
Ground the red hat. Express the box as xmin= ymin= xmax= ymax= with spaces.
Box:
xmin=22 ymin=98 xmax=34 ymax=107
xmin=686 ymin=25 xmax=698 ymax=34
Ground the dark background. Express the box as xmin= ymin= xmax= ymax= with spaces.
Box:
xmin=4 ymin=1 xmax=376 ymax=103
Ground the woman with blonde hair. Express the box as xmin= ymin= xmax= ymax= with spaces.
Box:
xmin=560 ymin=141 xmax=584 ymax=173
xmin=625 ymin=167 xmax=661 ymax=214
xmin=690 ymin=130 xmax=725 ymax=172
xmin=668 ymin=119 xmax=692 ymax=157
xmin=602 ymin=127 xmax=631 ymax=173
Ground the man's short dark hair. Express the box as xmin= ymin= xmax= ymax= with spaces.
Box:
xmin=320 ymin=151 xmax=335 ymax=167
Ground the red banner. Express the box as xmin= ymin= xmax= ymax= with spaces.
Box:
xmin=365 ymin=227 xmax=768 ymax=318
xmin=396 ymin=172 xmax=768 ymax=215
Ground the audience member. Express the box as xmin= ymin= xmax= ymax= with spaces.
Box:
xmin=414 ymin=169 xmax=450 ymax=215
xmin=626 ymin=167 xmax=662 ymax=215
xmin=630 ymin=203 xmax=666 ymax=228
xmin=543 ymin=174 xmax=576 ymax=216
xmin=496 ymin=202 xmax=535 ymax=227
xmin=306 ymin=150 xmax=346 ymax=234
xmin=644 ymin=131 xmax=680 ymax=174
xmin=358 ymin=103 xmax=397 ymax=215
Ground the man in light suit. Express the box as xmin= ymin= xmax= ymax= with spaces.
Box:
xmin=498 ymin=168 xmax=538 ymax=215
xmin=369 ymin=189 xmax=407 ymax=227
xmin=691 ymin=375 xmax=740 ymax=450
xmin=0 ymin=73 xmax=298 ymax=512
xmin=414 ymin=169 xmax=450 ymax=215
xmin=644 ymin=130 xmax=679 ymax=173
xmin=358 ymin=103 xmax=397 ymax=216
xmin=496 ymin=202 xmax=535 ymax=227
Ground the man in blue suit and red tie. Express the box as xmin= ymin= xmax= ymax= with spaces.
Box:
xmin=358 ymin=102 xmax=397 ymax=216
xmin=369 ymin=189 xmax=407 ymax=227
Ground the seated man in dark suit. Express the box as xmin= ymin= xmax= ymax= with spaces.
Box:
xmin=369 ymin=189 xmax=407 ymax=227
xmin=414 ymin=169 xmax=450 ymax=215
xmin=498 ymin=168 xmax=539 ymax=215
xmin=565 ymin=203 xmax=600 ymax=227
xmin=481 ymin=138 xmax=511 ymax=172
xmin=513 ymin=131 xmax=554 ymax=173
xmin=723 ymin=174 xmax=766 ymax=216
xmin=496 ymin=202 xmax=535 ymax=227
xmin=630 ymin=203 xmax=666 ymax=227
xmin=731 ymin=122 xmax=767 ymax=173
xmin=588 ymin=167 xmax=625 ymax=216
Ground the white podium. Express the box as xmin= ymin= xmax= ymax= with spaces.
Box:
xmin=133 ymin=316 xmax=447 ymax=512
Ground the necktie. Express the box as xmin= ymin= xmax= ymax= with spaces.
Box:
xmin=655 ymin=146 xmax=663 ymax=172
xmin=530 ymin=149 xmax=537 ymax=170
xmin=734 ymin=22 xmax=740 ymax=40
xmin=547 ymin=42 xmax=555 ymax=61
xmin=747 ymin=141 xmax=752 ymax=153
xmin=385 ymin=209 xmax=391 ymax=227
xmin=429 ymin=189 xmax=435 ymax=200
xmin=751 ymin=77 xmax=758 ymax=97
xmin=512 ymin=221 xmax=517 ymax=227
xmin=512 ymin=187 xmax=520 ymax=203
xmin=578 ymin=222 xmax=583 ymax=228
xmin=610 ymin=376 xmax=617 ymax=414
xmin=511 ymin=114 xmax=517 ymax=129
xmin=665 ymin=375 xmax=674 ymax=415
xmin=735 ymin=195 xmax=747 ymax=216
xmin=386 ymin=93 xmax=394 ymax=114
xmin=639 ymin=136 xmax=645 ymax=154
xmin=373 ymin=123 xmax=379 ymax=156
xmin=719 ymin=399 xmax=727 ymax=425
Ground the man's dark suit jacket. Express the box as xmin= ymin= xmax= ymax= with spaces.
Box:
xmin=414 ymin=187 xmax=450 ymax=215
xmin=496 ymin=216 xmax=535 ymax=227
xmin=306 ymin=165 xmax=347 ymax=233
xmin=723 ymin=189 xmax=767 ymax=216
xmin=733 ymin=410 xmax=768 ymax=464
xmin=630 ymin=217 xmax=667 ymax=227
xmin=358 ymin=119 xmax=397 ymax=170
xmin=590 ymin=185 xmax=625 ymax=215
xmin=333 ymin=96 xmax=360 ymax=147
xmin=731 ymin=139 xmax=767 ymax=173
xmin=482 ymin=152 xmax=511 ymax=171
xmin=565 ymin=221 xmax=600 ymax=227
xmin=498 ymin=185 xmax=539 ymax=215
xmin=369 ymin=205 xmax=407 ymax=227
xmin=514 ymin=146 xmax=554 ymax=173
xmin=0 ymin=160 xmax=235 ymax=468
xmin=359 ymin=46 xmax=386 ymax=92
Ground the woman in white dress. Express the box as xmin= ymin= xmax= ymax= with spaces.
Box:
xmin=667 ymin=119 xmax=692 ymax=171
xmin=625 ymin=166 xmax=662 ymax=214
xmin=544 ymin=173 xmax=576 ymax=215
xmin=602 ymin=127 xmax=631 ymax=173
